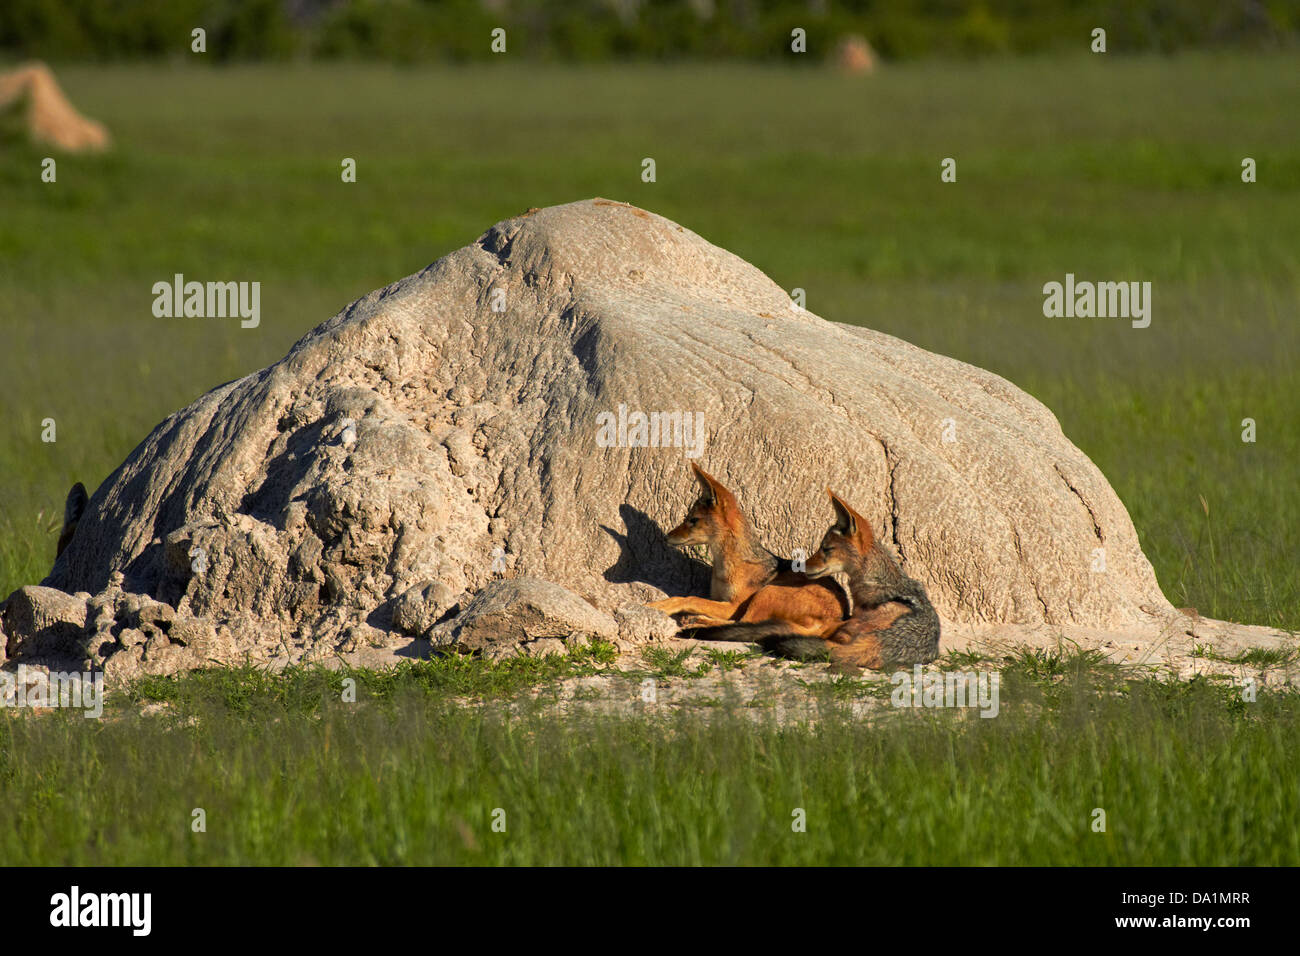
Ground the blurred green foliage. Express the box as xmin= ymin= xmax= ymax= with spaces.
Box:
xmin=0 ymin=0 xmax=1295 ymax=64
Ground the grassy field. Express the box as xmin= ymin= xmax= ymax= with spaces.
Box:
xmin=1 ymin=54 xmax=1296 ymax=627
xmin=2 ymin=646 xmax=1297 ymax=866
xmin=0 ymin=55 xmax=1297 ymax=866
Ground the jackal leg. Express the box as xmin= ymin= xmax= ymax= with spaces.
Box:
xmin=647 ymin=596 xmax=740 ymax=618
xmin=827 ymin=602 xmax=911 ymax=673
xmin=676 ymin=613 xmax=737 ymax=630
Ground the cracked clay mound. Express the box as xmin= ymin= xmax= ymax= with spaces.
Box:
xmin=12 ymin=198 xmax=1198 ymax=678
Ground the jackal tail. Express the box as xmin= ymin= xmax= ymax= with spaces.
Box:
xmin=697 ymin=621 xmax=835 ymax=661
xmin=697 ymin=620 xmax=798 ymax=644
xmin=760 ymin=633 xmax=835 ymax=661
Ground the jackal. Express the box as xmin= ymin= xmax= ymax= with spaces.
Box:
xmin=648 ymin=464 xmax=847 ymax=637
xmin=709 ymin=490 xmax=940 ymax=672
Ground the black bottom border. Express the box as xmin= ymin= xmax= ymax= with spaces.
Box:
xmin=4 ymin=866 xmax=1282 ymax=942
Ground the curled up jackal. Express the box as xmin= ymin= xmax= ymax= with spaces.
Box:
xmin=648 ymin=463 xmax=848 ymax=637
xmin=709 ymin=490 xmax=941 ymax=672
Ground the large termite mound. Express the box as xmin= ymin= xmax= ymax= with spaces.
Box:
xmin=9 ymin=199 xmax=1185 ymax=679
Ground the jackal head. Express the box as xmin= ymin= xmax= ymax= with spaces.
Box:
xmin=663 ymin=463 xmax=742 ymax=548
xmin=803 ymin=490 xmax=876 ymax=578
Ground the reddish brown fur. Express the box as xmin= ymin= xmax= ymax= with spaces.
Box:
xmin=825 ymin=601 xmax=910 ymax=670
xmin=649 ymin=464 xmax=848 ymax=636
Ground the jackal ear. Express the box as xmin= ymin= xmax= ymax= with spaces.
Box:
xmin=827 ymin=490 xmax=856 ymax=537
xmin=828 ymin=490 xmax=876 ymax=548
xmin=691 ymin=463 xmax=734 ymax=511
xmin=690 ymin=462 xmax=714 ymax=502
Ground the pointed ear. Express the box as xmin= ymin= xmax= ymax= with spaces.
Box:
xmin=690 ymin=462 xmax=715 ymax=503
xmin=827 ymin=489 xmax=856 ymax=536
xmin=693 ymin=464 xmax=736 ymax=512
xmin=827 ymin=490 xmax=875 ymax=547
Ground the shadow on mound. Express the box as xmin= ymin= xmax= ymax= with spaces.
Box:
xmin=601 ymin=504 xmax=709 ymax=598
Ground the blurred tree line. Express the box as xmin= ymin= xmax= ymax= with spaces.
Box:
xmin=0 ymin=0 xmax=1295 ymax=63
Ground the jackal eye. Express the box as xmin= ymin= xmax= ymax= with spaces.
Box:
xmin=687 ymin=518 xmax=698 ymax=526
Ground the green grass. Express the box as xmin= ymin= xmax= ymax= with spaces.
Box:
xmin=1 ymin=54 xmax=1296 ymax=627
xmin=1191 ymin=643 xmax=1300 ymax=669
xmin=641 ymin=644 xmax=710 ymax=678
xmin=123 ymin=637 xmax=623 ymax=710
xmin=1 ymin=654 xmax=1295 ymax=865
